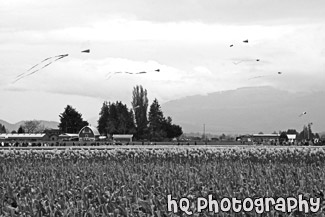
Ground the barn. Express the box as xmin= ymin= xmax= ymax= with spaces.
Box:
xmin=78 ymin=126 xmax=100 ymax=141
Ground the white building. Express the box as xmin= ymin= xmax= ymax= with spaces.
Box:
xmin=287 ymin=134 xmax=297 ymax=143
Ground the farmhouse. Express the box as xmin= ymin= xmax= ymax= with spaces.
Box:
xmin=78 ymin=126 xmax=100 ymax=141
xmin=44 ymin=129 xmax=61 ymax=141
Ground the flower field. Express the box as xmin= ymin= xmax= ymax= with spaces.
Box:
xmin=1 ymin=147 xmax=325 ymax=216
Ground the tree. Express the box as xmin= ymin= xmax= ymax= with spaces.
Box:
xmin=148 ymin=99 xmax=166 ymax=141
xmin=99 ymin=101 xmax=136 ymax=136
xmin=131 ymin=85 xmax=149 ymax=139
xmin=17 ymin=125 xmax=25 ymax=133
xmin=162 ymin=116 xmax=183 ymax=139
xmin=22 ymin=120 xmax=42 ymax=133
xmin=97 ymin=101 xmax=110 ymax=135
xmin=115 ymin=101 xmax=136 ymax=134
xmin=59 ymin=105 xmax=88 ymax=133
xmin=106 ymin=102 xmax=118 ymax=135
xmin=307 ymin=123 xmax=314 ymax=140
xmin=279 ymin=131 xmax=288 ymax=144
xmin=299 ymin=124 xmax=314 ymax=141
xmin=287 ymin=129 xmax=298 ymax=135
xmin=0 ymin=124 xmax=6 ymax=133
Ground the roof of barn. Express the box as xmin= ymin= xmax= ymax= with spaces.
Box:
xmin=79 ymin=125 xmax=100 ymax=136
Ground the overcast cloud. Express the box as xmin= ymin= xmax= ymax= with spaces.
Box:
xmin=0 ymin=0 xmax=324 ymax=124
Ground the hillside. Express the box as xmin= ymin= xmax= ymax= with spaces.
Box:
xmin=0 ymin=120 xmax=60 ymax=133
xmin=162 ymin=86 xmax=324 ymax=134
xmin=1 ymin=86 xmax=324 ymax=135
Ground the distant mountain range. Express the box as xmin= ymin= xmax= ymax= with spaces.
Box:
xmin=162 ymin=86 xmax=325 ymax=135
xmin=1 ymin=86 xmax=324 ymax=135
xmin=0 ymin=120 xmax=59 ymax=133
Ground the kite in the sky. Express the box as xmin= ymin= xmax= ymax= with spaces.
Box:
xmin=12 ymin=49 xmax=90 ymax=83
xmin=249 ymin=75 xmax=264 ymax=80
xmin=299 ymin=111 xmax=307 ymax=117
xmin=230 ymin=39 xmax=249 ymax=47
xmin=249 ymin=71 xmax=283 ymax=80
xmin=105 ymin=69 xmax=160 ymax=80
xmin=233 ymin=59 xmax=260 ymax=65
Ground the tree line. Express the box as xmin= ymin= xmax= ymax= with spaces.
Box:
xmin=58 ymin=85 xmax=183 ymax=141
xmin=2 ymin=121 xmax=46 ymax=134
xmin=279 ymin=126 xmax=320 ymax=142
xmin=97 ymin=85 xmax=183 ymax=141
xmin=3 ymin=85 xmax=182 ymax=141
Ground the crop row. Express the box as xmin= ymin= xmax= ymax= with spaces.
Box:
xmin=1 ymin=146 xmax=325 ymax=164
xmin=1 ymin=147 xmax=325 ymax=216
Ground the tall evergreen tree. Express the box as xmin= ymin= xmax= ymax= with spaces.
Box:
xmin=126 ymin=109 xmax=136 ymax=134
xmin=59 ymin=105 xmax=88 ymax=133
xmin=148 ymin=99 xmax=166 ymax=141
xmin=0 ymin=124 xmax=6 ymax=133
xmin=131 ymin=85 xmax=148 ymax=139
xmin=97 ymin=101 xmax=109 ymax=135
xmin=107 ymin=102 xmax=118 ymax=134
xmin=299 ymin=124 xmax=314 ymax=140
xmin=17 ymin=125 xmax=25 ymax=133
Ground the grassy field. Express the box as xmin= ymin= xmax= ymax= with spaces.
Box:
xmin=1 ymin=147 xmax=325 ymax=216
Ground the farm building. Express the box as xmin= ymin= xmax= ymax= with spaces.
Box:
xmin=59 ymin=133 xmax=79 ymax=141
xmin=112 ymin=134 xmax=133 ymax=143
xmin=44 ymin=129 xmax=61 ymax=141
xmin=287 ymin=134 xmax=297 ymax=143
xmin=236 ymin=135 xmax=252 ymax=142
xmin=0 ymin=133 xmax=46 ymax=141
xmin=78 ymin=126 xmax=100 ymax=141
xmin=252 ymin=133 xmax=279 ymax=143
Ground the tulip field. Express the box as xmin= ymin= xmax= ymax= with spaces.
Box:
xmin=1 ymin=146 xmax=325 ymax=216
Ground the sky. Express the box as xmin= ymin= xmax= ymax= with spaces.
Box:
xmin=1 ymin=0 xmax=325 ymax=126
